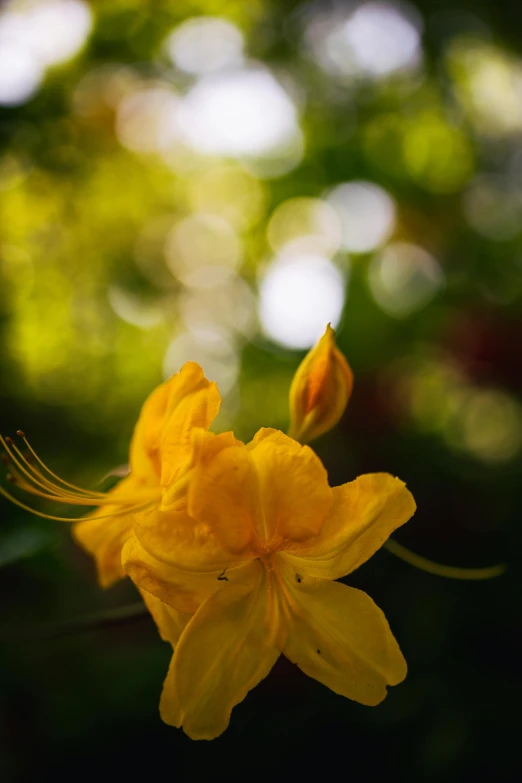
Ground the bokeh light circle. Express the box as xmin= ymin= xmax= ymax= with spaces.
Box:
xmin=177 ymin=68 xmax=299 ymax=158
xmin=326 ymin=181 xmax=396 ymax=253
xmin=166 ymin=16 xmax=244 ymax=75
xmin=368 ymin=242 xmax=444 ymax=317
xmin=259 ymin=254 xmax=346 ymax=348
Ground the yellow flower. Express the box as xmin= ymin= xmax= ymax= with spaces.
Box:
xmin=0 ymin=363 xmax=220 ymax=638
xmin=123 ymin=427 xmax=416 ymax=740
xmin=74 ymin=362 xmax=220 ymax=588
xmin=289 ymin=324 xmax=354 ymax=444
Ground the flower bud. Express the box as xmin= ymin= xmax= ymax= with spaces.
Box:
xmin=288 ymin=324 xmax=353 ymax=444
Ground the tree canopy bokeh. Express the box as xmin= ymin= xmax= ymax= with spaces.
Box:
xmin=1 ymin=1 xmax=521 ymax=781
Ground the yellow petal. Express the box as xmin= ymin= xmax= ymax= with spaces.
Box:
xmin=72 ymin=475 xmax=145 ymax=588
xmin=122 ymin=533 xmax=257 ymax=615
xmin=187 ymin=430 xmax=260 ymax=555
xmin=281 ymin=473 xmax=416 ymax=579
xmin=133 ymin=502 xmax=249 ymax=574
xmin=289 ymin=324 xmax=353 ymax=444
xmin=248 ymin=429 xmax=332 ymax=545
xmin=130 ymin=362 xmax=221 ymax=483
xmin=160 ymin=383 xmax=221 ymax=487
xmin=247 ymin=426 xmax=284 ymax=449
xmin=280 ymin=571 xmax=407 ymax=705
xmin=159 ymin=655 xmax=182 ymax=728
xmin=165 ymin=564 xmax=280 ymax=739
xmin=139 ymin=588 xmax=190 ymax=645
xmin=129 ymin=381 xmax=172 ymax=480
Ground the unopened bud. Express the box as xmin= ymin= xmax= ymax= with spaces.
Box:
xmin=288 ymin=324 xmax=353 ymax=444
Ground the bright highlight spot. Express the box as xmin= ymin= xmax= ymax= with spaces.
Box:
xmin=327 ymin=181 xmax=396 ymax=253
xmin=17 ymin=0 xmax=92 ymax=67
xmin=0 ymin=0 xmax=92 ymax=106
xmin=259 ymin=254 xmax=346 ymax=349
xmin=305 ymin=2 xmax=421 ymax=81
xmin=165 ymin=213 xmax=241 ymax=289
xmin=166 ymin=16 xmax=244 ymax=75
xmin=344 ymin=1 xmax=421 ymax=77
xmin=0 ymin=42 xmax=42 ymax=106
xmin=369 ymin=242 xmax=443 ymax=317
xmin=177 ymin=68 xmax=300 ymax=159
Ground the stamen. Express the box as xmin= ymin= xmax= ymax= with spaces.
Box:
xmin=0 ymin=485 xmax=153 ymax=523
xmin=1 ymin=433 xmax=159 ymax=508
xmin=17 ymin=432 xmax=106 ymax=499
xmin=385 ymin=539 xmax=506 ymax=581
xmin=1 ymin=436 xmax=104 ymax=501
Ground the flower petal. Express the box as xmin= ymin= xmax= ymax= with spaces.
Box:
xmin=72 ymin=475 xmax=145 ymax=588
xmin=187 ymin=430 xmax=261 ymax=555
xmin=248 ymin=430 xmax=332 ymax=545
xmin=122 ymin=533 xmax=257 ymax=614
xmin=282 ymin=473 xmax=416 ymax=579
xmin=129 ymin=382 xmax=171 ymax=480
xmin=164 ymin=564 xmax=280 ymax=739
xmin=139 ymin=588 xmax=190 ymax=645
xmin=160 ymin=376 xmax=221 ymax=487
xmin=280 ymin=572 xmax=407 ymax=705
xmin=159 ymin=655 xmax=182 ymax=728
xmin=130 ymin=362 xmax=221 ymax=483
xmin=133 ymin=503 xmax=247 ymax=574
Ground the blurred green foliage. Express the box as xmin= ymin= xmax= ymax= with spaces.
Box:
xmin=1 ymin=1 xmax=521 ymax=781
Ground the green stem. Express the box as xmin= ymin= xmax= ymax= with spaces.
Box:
xmin=385 ymin=539 xmax=506 ymax=581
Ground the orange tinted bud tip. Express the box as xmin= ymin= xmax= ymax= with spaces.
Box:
xmin=16 ymin=430 xmax=26 ymax=438
xmin=288 ymin=324 xmax=353 ymax=444
xmin=5 ymin=436 xmax=13 ymax=445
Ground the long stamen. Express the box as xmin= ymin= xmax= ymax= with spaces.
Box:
xmin=13 ymin=447 xmax=103 ymax=499
xmin=17 ymin=432 xmax=107 ymax=499
xmin=385 ymin=539 xmax=506 ymax=581
xmin=1 ymin=436 xmax=105 ymax=502
xmin=0 ymin=485 xmax=152 ymax=523
xmin=1 ymin=433 xmax=159 ymax=514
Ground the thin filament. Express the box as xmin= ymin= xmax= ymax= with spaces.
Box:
xmin=1 ymin=435 xmax=105 ymax=499
xmin=0 ymin=485 xmax=151 ymax=523
xmin=1 ymin=434 xmax=157 ymax=506
xmin=14 ymin=450 xmax=102 ymax=499
xmin=21 ymin=434 xmax=108 ymax=498
xmin=1 ymin=438 xmax=104 ymax=502
xmin=385 ymin=539 xmax=506 ymax=581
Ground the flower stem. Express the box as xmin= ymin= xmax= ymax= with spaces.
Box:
xmin=385 ymin=539 xmax=506 ymax=580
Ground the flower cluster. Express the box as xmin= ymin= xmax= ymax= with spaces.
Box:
xmin=1 ymin=326 xmax=416 ymax=740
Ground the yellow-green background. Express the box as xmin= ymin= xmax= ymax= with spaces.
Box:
xmin=1 ymin=1 xmax=521 ymax=780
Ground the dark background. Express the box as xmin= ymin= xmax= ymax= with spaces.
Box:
xmin=1 ymin=1 xmax=521 ymax=780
